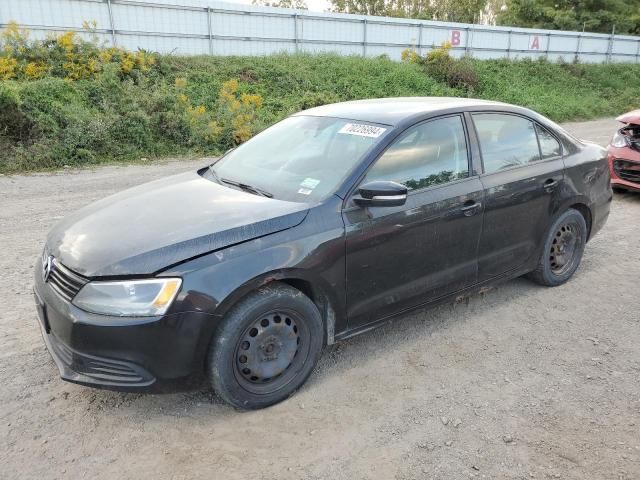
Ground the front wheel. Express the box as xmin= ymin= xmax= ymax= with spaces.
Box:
xmin=207 ymin=282 xmax=324 ymax=410
xmin=527 ymin=209 xmax=587 ymax=287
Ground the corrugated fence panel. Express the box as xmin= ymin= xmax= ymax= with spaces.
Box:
xmin=1 ymin=0 xmax=639 ymax=63
xmin=213 ymin=11 xmax=294 ymax=40
xmin=613 ymin=38 xmax=639 ymax=55
xmin=367 ymin=22 xmax=416 ymax=48
xmin=113 ymin=3 xmax=209 ymax=36
xmin=421 ymin=24 xmax=458 ymax=49
xmin=4 ymin=0 xmax=111 ymax=30
xmin=301 ymin=16 xmax=362 ymax=44
xmin=120 ymin=34 xmax=210 ymax=54
xmin=547 ymin=34 xmax=579 ymax=61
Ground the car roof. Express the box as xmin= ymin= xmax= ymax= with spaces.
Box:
xmin=293 ymin=97 xmax=512 ymax=126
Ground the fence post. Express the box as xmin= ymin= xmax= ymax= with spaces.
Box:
xmin=506 ymin=30 xmax=511 ymax=59
xmin=362 ymin=18 xmax=367 ymax=57
xmin=293 ymin=13 xmax=298 ymax=53
xmin=106 ymin=0 xmax=116 ymax=46
xmin=575 ymin=34 xmax=582 ymax=63
xmin=607 ymin=25 xmax=615 ymax=63
xmin=545 ymin=32 xmax=550 ymax=59
xmin=464 ymin=26 xmax=470 ymax=56
xmin=417 ymin=23 xmax=423 ymax=56
xmin=207 ymin=7 xmax=213 ymax=55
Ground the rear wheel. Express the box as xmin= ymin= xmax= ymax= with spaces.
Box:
xmin=527 ymin=209 xmax=587 ymax=287
xmin=207 ymin=282 xmax=323 ymax=409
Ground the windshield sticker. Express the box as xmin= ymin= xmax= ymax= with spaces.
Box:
xmin=338 ymin=123 xmax=386 ymax=138
xmin=300 ymin=177 xmax=320 ymax=189
xmin=297 ymin=188 xmax=313 ymax=195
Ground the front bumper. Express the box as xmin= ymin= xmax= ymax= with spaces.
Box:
xmin=33 ymin=261 xmax=219 ymax=392
xmin=608 ymin=150 xmax=640 ymax=192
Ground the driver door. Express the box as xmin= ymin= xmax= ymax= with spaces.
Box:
xmin=342 ymin=115 xmax=485 ymax=330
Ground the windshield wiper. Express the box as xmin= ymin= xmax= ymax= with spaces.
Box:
xmin=208 ymin=164 xmax=273 ymax=198
xmin=220 ymin=177 xmax=273 ymax=198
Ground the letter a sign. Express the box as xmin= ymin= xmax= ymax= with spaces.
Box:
xmin=530 ymin=35 xmax=540 ymax=50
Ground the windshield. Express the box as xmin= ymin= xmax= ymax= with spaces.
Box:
xmin=210 ymin=115 xmax=388 ymax=202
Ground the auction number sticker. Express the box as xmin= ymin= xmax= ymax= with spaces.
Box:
xmin=338 ymin=123 xmax=387 ymax=138
xmin=300 ymin=177 xmax=320 ymax=189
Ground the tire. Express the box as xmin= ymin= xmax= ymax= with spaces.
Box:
xmin=527 ymin=208 xmax=587 ymax=287
xmin=207 ymin=282 xmax=324 ymax=410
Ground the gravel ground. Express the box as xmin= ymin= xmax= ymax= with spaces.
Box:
xmin=2 ymin=117 xmax=639 ymax=480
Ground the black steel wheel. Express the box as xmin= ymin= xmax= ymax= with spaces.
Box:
xmin=527 ymin=208 xmax=587 ymax=287
xmin=207 ymin=282 xmax=323 ymax=409
xmin=233 ymin=309 xmax=308 ymax=394
xmin=549 ymin=221 xmax=582 ymax=276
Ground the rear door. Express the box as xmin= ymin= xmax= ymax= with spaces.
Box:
xmin=471 ymin=112 xmax=564 ymax=282
xmin=343 ymin=115 xmax=485 ymax=329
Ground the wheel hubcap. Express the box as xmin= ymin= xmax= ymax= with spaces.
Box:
xmin=549 ymin=222 xmax=580 ymax=275
xmin=236 ymin=312 xmax=300 ymax=383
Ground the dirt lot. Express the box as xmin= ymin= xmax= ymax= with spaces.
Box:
xmin=2 ymin=117 xmax=639 ymax=480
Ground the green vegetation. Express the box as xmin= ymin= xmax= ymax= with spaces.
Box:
xmin=328 ymin=0 xmax=639 ymax=34
xmin=498 ymin=0 xmax=640 ymax=36
xmin=329 ymin=0 xmax=485 ymax=24
xmin=1 ymin=23 xmax=640 ymax=173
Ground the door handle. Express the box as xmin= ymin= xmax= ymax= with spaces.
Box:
xmin=461 ymin=201 xmax=482 ymax=217
xmin=543 ymin=179 xmax=559 ymax=192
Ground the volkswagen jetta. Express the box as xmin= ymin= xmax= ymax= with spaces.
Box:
xmin=34 ymin=98 xmax=612 ymax=409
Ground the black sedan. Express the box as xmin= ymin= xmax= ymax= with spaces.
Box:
xmin=34 ymin=98 xmax=612 ymax=409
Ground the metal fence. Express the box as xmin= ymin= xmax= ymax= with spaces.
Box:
xmin=2 ymin=0 xmax=640 ymax=63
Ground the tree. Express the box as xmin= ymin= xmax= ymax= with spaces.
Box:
xmin=329 ymin=0 xmax=487 ymax=23
xmin=252 ymin=0 xmax=308 ymax=8
xmin=497 ymin=0 xmax=640 ymax=35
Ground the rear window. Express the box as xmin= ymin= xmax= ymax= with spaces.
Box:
xmin=473 ymin=114 xmax=540 ymax=174
xmin=536 ymin=124 xmax=562 ymax=159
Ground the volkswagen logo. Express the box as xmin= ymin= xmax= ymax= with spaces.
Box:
xmin=42 ymin=254 xmax=54 ymax=282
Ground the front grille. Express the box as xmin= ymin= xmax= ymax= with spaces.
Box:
xmin=48 ymin=333 xmax=154 ymax=385
xmin=48 ymin=259 xmax=88 ymax=301
xmin=613 ymin=159 xmax=640 ymax=185
xmin=74 ymin=357 xmax=150 ymax=384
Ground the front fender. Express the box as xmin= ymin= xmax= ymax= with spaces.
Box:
xmin=162 ymin=201 xmax=347 ymax=345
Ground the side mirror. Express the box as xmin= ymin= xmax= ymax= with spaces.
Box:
xmin=353 ymin=181 xmax=408 ymax=208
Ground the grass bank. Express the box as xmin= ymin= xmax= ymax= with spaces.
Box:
xmin=1 ymin=26 xmax=639 ymax=173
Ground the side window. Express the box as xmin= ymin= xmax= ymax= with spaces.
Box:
xmin=473 ymin=114 xmax=541 ymax=174
xmin=364 ymin=116 xmax=469 ymax=191
xmin=536 ymin=124 xmax=562 ymax=159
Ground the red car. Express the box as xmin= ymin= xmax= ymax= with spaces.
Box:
xmin=608 ymin=110 xmax=640 ymax=192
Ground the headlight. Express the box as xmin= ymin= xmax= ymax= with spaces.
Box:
xmin=73 ymin=278 xmax=182 ymax=317
xmin=611 ymin=131 xmax=630 ymax=148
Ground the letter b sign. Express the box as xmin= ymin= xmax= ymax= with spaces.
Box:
xmin=451 ymin=30 xmax=461 ymax=46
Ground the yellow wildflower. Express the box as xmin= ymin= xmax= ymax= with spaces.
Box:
xmin=98 ymin=50 xmax=113 ymax=63
xmin=57 ymin=31 xmax=76 ymax=52
xmin=24 ymin=62 xmax=48 ymax=79
xmin=120 ymin=52 xmax=134 ymax=73
xmin=0 ymin=56 xmax=17 ymax=80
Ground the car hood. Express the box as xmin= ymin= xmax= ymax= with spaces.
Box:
xmin=616 ymin=109 xmax=640 ymax=125
xmin=46 ymin=170 xmax=309 ymax=277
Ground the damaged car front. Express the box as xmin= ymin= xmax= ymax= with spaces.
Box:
xmin=608 ymin=109 xmax=640 ymax=192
